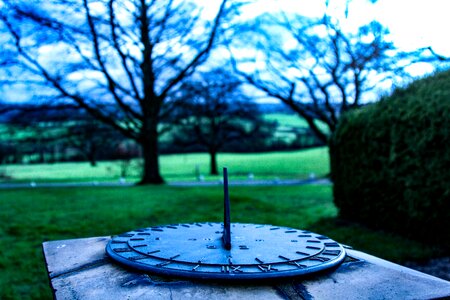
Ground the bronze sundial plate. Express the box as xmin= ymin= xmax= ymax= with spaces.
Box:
xmin=106 ymin=222 xmax=346 ymax=280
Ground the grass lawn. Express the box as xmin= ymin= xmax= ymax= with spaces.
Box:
xmin=264 ymin=113 xmax=329 ymax=132
xmin=0 ymin=184 xmax=445 ymax=299
xmin=0 ymin=148 xmax=330 ymax=183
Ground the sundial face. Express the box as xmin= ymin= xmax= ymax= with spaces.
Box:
xmin=106 ymin=168 xmax=346 ymax=280
xmin=106 ymin=223 xmax=346 ymax=280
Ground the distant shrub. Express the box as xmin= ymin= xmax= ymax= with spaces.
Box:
xmin=330 ymin=70 xmax=450 ymax=245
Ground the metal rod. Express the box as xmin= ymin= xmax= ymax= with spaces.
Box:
xmin=222 ymin=167 xmax=231 ymax=250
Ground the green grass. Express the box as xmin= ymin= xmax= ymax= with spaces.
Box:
xmin=264 ymin=113 xmax=329 ymax=132
xmin=265 ymin=113 xmax=311 ymax=127
xmin=0 ymin=185 xmax=444 ymax=299
xmin=1 ymin=148 xmax=330 ymax=183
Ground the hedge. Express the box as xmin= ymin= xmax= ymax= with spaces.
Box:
xmin=330 ymin=70 xmax=450 ymax=246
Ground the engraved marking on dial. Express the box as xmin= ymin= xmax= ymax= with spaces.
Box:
xmin=324 ymin=242 xmax=340 ymax=247
xmin=137 ymin=232 xmax=151 ymax=236
xmin=111 ymin=240 xmax=127 ymax=244
xmin=296 ymin=251 xmax=310 ymax=256
xmin=291 ymin=240 xmax=298 ymax=242
xmin=181 ymin=224 xmax=190 ymax=228
xmin=193 ymin=264 xmax=200 ymax=271
xmin=298 ymin=234 xmax=311 ymax=238
xmin=130 ymin=238 xmax=145 ymax=241
xmin=285 ymin=230 xmax=297 ymax=233
xmin=239 ymin=245 xmax=249 ymax=250
xmin=114 ymin=248 xmax=132 ymax=253
xmin=207 ymin=245 xmax=217 ymax=249
xmin=316 ymin=235 xmax=328 ymax=240
xmin=133 ymin=244 xmax=147 ymax=248
xmin=231 ymin=266 xmax=242 ymax=273
xmin=151 ymin=228 xmax=163 ymax=232
xmin=255 ymin=257 xmax=264 ymax=264
xmin=156 ymin=261 xmax=171 ymax=267
xmin=147 ymin=250 xmax=161 ymax=254
xmin=119 ymin=234 xmax=134 ymax=237
xmin=322 ymin=250 xmax=341 ymax=256
xmin=129 ymin=255 xmax=148 ymax=261
xmin=310 ymin=256 xmax=330 ymax=262
xmin=166 ymin=226 xmax=177 ymax=229
xmin=289 ymin=261 xmax=307 ymax=268
xmin=270 ymin=227 xmax=280 ymax=230
xmin=170 ymin=254 xmax=180 ymax=260
xmin=258 ymin=265 xmax=277 ymax=272
xmin=221 ymin=266 xmax=232 ymax=273
xmin=307 ymin=239 xmax=320 ymax=243
xmin=306 ymin=246 xmax=321 ymax=250
xmin=278 ymin=255 xmax=290 ymax=261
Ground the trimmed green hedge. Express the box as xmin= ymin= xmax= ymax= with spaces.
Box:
xmin=330 ymin=70 xmax=450 ymax=245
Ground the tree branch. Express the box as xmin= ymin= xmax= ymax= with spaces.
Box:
xmin=159 ymin=0 xmax=228 ymax=99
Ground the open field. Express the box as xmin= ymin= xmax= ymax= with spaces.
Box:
xmin=264 ymin=113 xmax=329 ymax=132
xmin=0 ymin=184 xmax=445 ymax=299
xmin=0 ymin=148 xmax=330 ymax=183
xmin=1 ymin=112 xmax=324 ymax=165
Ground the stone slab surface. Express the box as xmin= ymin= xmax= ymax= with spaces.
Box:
xmin=43 ymin=236 xmax=450 ymax=300
xmin=43 ymin=236 xmax=110 ymax=278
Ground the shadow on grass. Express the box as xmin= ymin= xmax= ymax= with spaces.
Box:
xmin=307 ymin=217 xmax=447 ymax=263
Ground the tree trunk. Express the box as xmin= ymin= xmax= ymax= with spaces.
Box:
xmin=88 ymin=142 xmax=97 ymax=167
xmin=88 ymin=153 xmax=97 ymax=167
xmin=209 ymin=149 xmax=218 ymax=175
xmin=39 ymin=147 xmax=45 ymax=163
xmin=139 ymin=130 xmax=164 ymax=184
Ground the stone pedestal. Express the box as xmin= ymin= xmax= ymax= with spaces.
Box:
xmin=43 ymin=236 xmax=450 ymax=299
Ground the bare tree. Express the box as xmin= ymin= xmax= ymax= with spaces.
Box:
xmin=171 ymin=68 xmax=273 ymax=175
xmin=63 ymin=119 xmax=122 ymax=167
xmin=0 ymin=0 xmax=232 ymax=184
xmin=228 ymin=12 xmax=434 ymax=143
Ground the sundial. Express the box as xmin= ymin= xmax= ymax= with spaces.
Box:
xmin=106 ymin=168 xmax=346 ymax=280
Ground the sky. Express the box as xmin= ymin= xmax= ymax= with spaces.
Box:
xmin=365 ymin=0 xmax=450 ymax=55
xmin=2 ymin=0 xmax=450 ymax=104
xmin=326 ymin=0 xmax=450 ymax=76
xmin=242 ymin=0 xmax=450 ymax=64
xmin=227 ymin=0 xmax=450 ymax=102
